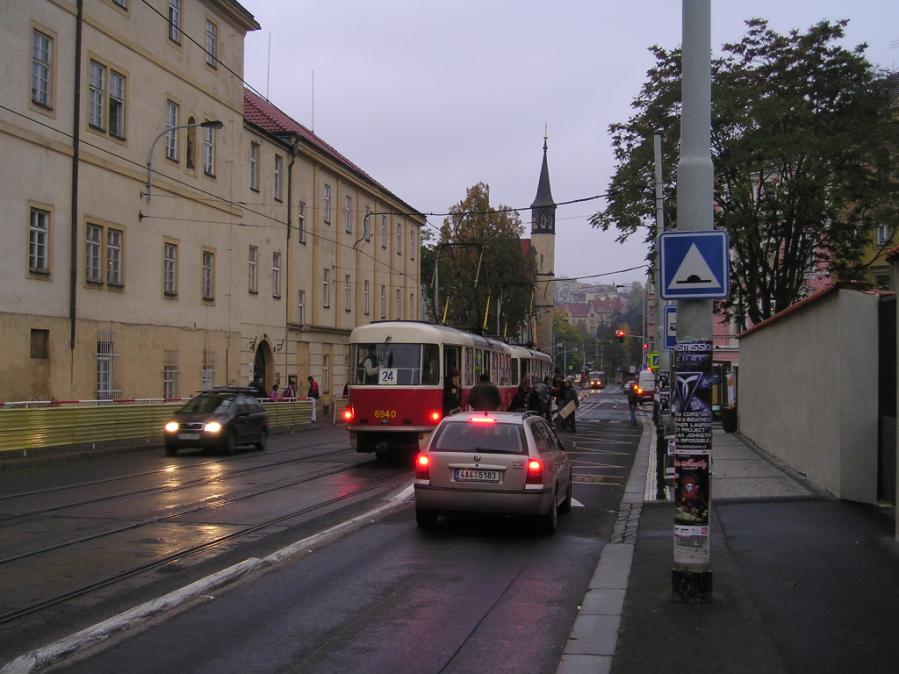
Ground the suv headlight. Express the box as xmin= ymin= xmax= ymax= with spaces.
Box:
xmin=164 ymin=421 xmax=179 ymax=433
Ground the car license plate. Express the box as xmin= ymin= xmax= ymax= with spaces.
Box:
xmin=454 ymin=468 xmax=499 ymax=483
xmin=179 ymin=432 xmax=200 ymax=440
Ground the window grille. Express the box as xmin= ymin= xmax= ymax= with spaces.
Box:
xmin=202 ymin=350 xmax=216 ymax=390
xmin=298 ymin=201 xmax=306 ymax=243
xmin=248 ymin=245 xmax=258 ymax=293
xmin=163 ymin=350 xmax=179 ymax=399
xmin=97 ymin=330 xmax=118 ymax=401
xmin=297 ymin=289 xmax=306 ymax=325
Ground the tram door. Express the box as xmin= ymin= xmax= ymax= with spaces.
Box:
xmin=444 ymin=346 xmax=461 ymax=380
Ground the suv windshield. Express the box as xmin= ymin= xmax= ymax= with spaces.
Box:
xmin=178 ymin=393 xmax=234 ymax=415
xmin=431 ymin=421 xmax=525 ymax=454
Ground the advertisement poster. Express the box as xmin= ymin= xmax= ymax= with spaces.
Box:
xmin=672 ymin=340 xmax=713 ymax=568
xmin=674 ymin=525 xmax=710 ymax=565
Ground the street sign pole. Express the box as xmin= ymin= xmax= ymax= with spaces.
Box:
xmin=672 ymin=0 xmax=714 ymax=603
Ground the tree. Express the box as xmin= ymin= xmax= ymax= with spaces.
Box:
xmin=436 ymin=183 xmax=536 ymax=335
xmin=591 ymin=19 xmax=898 ymax=325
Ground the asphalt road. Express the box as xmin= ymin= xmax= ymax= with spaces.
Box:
xmin=4 ymin=388 xmax=642 ymax=673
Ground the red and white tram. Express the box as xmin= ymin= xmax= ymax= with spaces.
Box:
xmin=343 ymin=321 xmax=552 ymax=461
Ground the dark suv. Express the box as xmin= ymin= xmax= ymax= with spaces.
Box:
xmin=164 ymin=387 xmax=268 ymax=455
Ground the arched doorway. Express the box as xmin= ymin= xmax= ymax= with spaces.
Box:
xmin=253 ymin=340 xmax=273 ymax=392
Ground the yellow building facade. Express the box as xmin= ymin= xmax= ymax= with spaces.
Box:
xmin=0 ymin=0 xmax=423 ymax=407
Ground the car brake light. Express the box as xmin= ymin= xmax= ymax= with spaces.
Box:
xmin=470 ymin=415 xmax=496 ymax=424
xmin=526 ymin=458 xmax=543 ymax=484
xmin=415 ymin=453 xmax=430 ymax=480
xmin=428 ymin=410 xmax=441 ymax=423
xmin=342 ymin=406 xmax=354 ymax=422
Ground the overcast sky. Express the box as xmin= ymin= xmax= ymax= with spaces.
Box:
xmin=239 ymin=1 xmax=897 ymax=285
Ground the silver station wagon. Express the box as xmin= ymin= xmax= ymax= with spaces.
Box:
xmin=414 ymin=410 xmax=573 ymax=534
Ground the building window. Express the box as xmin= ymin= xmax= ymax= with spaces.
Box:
xmin=31 ymin=329 xmax=49 ymax=359
xmin=380 ymin=285 xmax=386 ymax=319
xmin=168 ymin=0 xmax=181 ymax=43
xmin=322 ymin=355 xmax=330 ymax=394
xmin=323 ymin=184 xmax=331 ymax=224
xmin=248 ymin=245 xmax=258 ymax=293
xmin=202 ymin=351 xmax=216 ymax=390
xmin=163 ymin=350 xmax=179 ymax=399
xmin=345 ymin=196 xmax=352 ymax=233
xmin=202 ymin=124 xmax=215 ymax=176
xmin=205 ymin=20 xmax=217 ymax=67
xmin=108 ymin=71 xmax=124 ymax=138
xmin=31 ymin=30 xmax=52 ymax=108
xmin=163 ymin=242 xmax=177 ymax=296
xmin=274 ymin=155 xmax=283 ymax=201
xmin=410 ymin=229 xmax=415 ymax=259
xmin=250 ymin=142 xmax=259 ymax=191
xmin=298 ymin=201 xmax=306 ymax=243
xmin=344 ymin=274 xmax=351 ymax=312
xmin=409 ymin=292 xmax=415 ymax=319
xmin=202 ymin=251 xmax=214 ymax=300
xmin=97 ymin=331 xmax=118 ymax=401
xmin=186 ymin=116 xmax=196 ymax=170
xmin=381 ymin=215 xmax=387 ymax=249
xmin=297 ymin=289 xmax=306 ymax=325
xmin=86 ymin=223 xmax=123 ymax=286
xmin=29 ymin=207 xmax=49 ymax=273
xmin=395 ymin=288 xmax=402 ymax=319
xmin=112 ymin=0 xmax=127 ymax=8
xmin=273 ymin=252 xmax=281 ymax=298
xmin=396 ymin=222 xmax=402 ymax=256
xmin=88 ymin=61 xmax=105 ymax=130
xmin=322 ymin=268 xmax=330 ymax=307
xmin=364 ymin=206 xmax=371 ymax=241
xmin=363 ymin=280 xmax=370 ymax=315
xmin=877 ymin=224 xmax=894 ymax=246
xmin=165 ymin=100 xmax=178 ymax=160
xmin=88 ymin=60 xmax=125 ymax=138
xmin=106 ymin=228 xmax=122 ymax=286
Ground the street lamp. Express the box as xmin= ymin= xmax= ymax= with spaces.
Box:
xmin=145 ymin=119 xmax=223 ymax=202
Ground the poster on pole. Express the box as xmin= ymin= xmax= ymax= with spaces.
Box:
xmin=672 ymin=340 xmax=713 ymax=569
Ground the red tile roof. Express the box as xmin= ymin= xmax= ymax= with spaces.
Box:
xmin=243 ymin=89 xmax=422 ymax=219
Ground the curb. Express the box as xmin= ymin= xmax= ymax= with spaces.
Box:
xmin=556 ymin=417 xmax=652 ymax=674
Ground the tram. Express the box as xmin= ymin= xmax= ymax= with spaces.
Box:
xmin=343 ymin=321 xmax=552 ymax=461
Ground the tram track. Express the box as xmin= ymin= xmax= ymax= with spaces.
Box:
xmin=0 ymin=469 xmax=410 ymax=627
xmin=0 ymin=440 xmax=356 ymax=522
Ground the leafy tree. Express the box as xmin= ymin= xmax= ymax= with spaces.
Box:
xmin=436 ymin=183 xmax=535 ymax=335
xmin=591 ymin=19 xmax=898 ymax=325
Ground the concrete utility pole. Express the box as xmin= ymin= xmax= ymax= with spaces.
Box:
xmin=654 ymin=132 xmax=668 ymax=373
xmin=672 ymin=0 xmax=714 ymax=602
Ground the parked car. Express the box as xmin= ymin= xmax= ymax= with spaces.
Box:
xmin=413 ymin=410 xmax=573 ymax=534
xmin=164 ymin=387 xmax=268 ymax=455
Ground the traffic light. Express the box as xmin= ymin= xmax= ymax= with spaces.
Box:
xmin=643 ymin=342 xmax=649 ymax=350
xmin=615 ymin=329 xmax=625 ymax=343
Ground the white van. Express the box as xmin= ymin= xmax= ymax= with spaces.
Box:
xmin=636 ymin=369 xmax=655 ymax=402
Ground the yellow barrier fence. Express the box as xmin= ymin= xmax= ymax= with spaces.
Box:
xmin=0 ymin=400 xmax=316 ymax=455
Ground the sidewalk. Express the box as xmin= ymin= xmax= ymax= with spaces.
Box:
xmin=560 ymin=415 xmax=899 ymax=674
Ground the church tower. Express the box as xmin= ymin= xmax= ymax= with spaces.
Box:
xmin=530 ymin=135 xmax=556 ymax=355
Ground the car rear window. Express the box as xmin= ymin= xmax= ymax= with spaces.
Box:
xmin=431 ymin=421 xmax=526 ymax=454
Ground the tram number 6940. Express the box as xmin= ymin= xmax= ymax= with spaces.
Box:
xmin=373 ymin=409 xmax=397 ymax=419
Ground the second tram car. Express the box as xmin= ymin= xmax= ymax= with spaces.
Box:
xmin=343 ymin=321 xmax=552 ymax=462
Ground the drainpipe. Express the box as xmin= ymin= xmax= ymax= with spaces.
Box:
xmin=69 ymin=0 xmax=84 ymax=359
xmin=285 ymin=137 xmax=298 ymax=387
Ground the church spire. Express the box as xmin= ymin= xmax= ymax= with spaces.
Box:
xmin=531 ymin=134 xmax=556 ymax=233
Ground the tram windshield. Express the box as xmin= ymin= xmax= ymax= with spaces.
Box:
xmin=352 ymin=343 xmax=440 ymax=386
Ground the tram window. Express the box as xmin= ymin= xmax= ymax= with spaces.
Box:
xmin=422 ymin=344 xmax=439 ymax=385
xmin=473 ymin=349 xmax=484 ymax=380
xmin=511 ymin=358 xmax=520 ymax=385
xmin=464 ymin=348 xmax=474 ymax=386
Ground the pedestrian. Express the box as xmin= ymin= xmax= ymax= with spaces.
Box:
xmin=283 ymin=383 xmax=295 ymax=400
xmin=627 ymin=381 xmax=638 ymax=426
xmin=538 ymin=376 xmax=553 ymax=421
xmin=307 ymin=375 xmax=320 ymax=400
xmin=468 ymin=373 xmax=501 ymax=411
xmin=508 ymin=381 xmax=530 ymax=412
xmin=442 ymin=367 xmax=461 ymax=417
xmin=269 ymin=384 xmax=281 ymax=401
xmin=560 ymin=380 xmax=580 ymax=432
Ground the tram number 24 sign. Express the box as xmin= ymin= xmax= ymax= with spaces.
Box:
xmin=379 ymin=368 xmax=398 ymax=385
